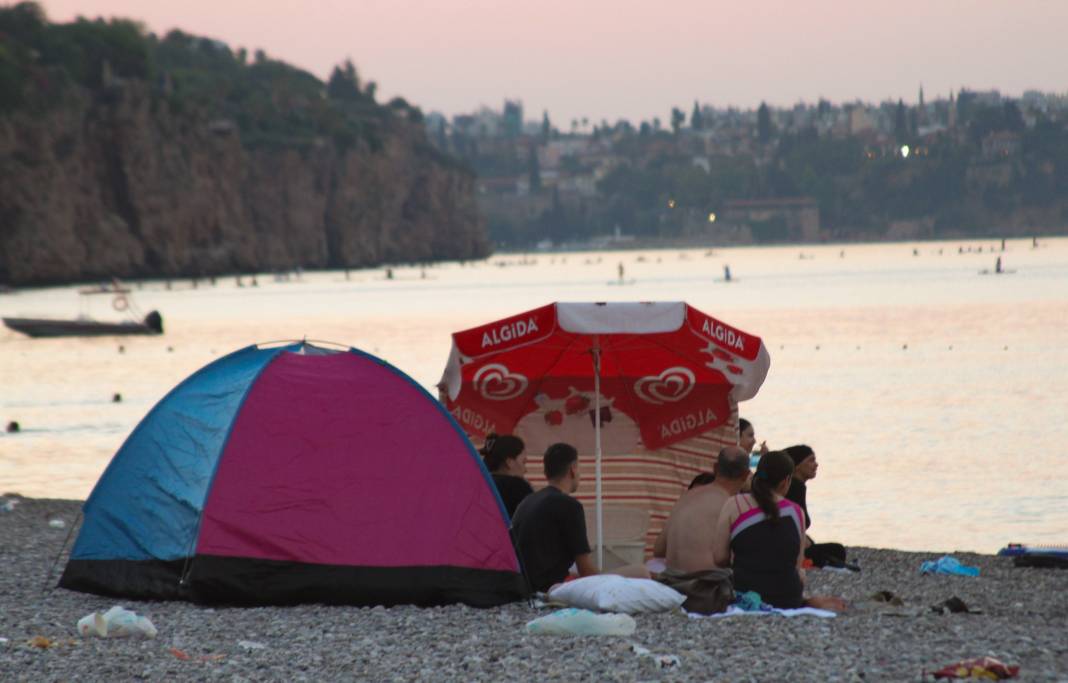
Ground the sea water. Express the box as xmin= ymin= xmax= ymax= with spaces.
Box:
xmin=2 ymin=237 xmax=1066 ymax=553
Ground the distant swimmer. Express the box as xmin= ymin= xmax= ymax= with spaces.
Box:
xmin=5 ymin=420 xmax=19 ymax=433
xmin=618 ymin=262 xmax=625 ymax=283
xmin=995 ymin=256 xmax=1003 ymax=274
xmin=912 ymin=248 xmax=919 ymax=256
xmin=723 ymin=264 xmax=732 ymax=282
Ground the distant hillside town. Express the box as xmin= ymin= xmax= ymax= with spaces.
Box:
xmin=425 ymin=89 xmax=1068 ymax=249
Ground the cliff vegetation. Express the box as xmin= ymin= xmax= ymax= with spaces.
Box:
xmin=0 ymin=2 xmax=488 ymax=285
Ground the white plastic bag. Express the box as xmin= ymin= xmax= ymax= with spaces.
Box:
xmin=525 ymin=608 xmax=635 ymax=636
xmin=77 ymin=606 xmax=157 ymax=639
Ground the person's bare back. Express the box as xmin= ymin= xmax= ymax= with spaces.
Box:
xmin=664 ymin=484 xmax=731 ymax=573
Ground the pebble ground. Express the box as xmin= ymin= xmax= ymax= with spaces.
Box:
xmin=2 ymin=496 xmax=1066 ymax=681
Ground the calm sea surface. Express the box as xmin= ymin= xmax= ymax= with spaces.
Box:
xmin=2 ymin=238 xmax=1066 ymax=553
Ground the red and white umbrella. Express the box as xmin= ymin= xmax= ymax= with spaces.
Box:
xmin=441 ymin=301 xmax=770 ymax=567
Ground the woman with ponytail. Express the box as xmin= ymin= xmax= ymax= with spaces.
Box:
xmin=480 ymin=433 xmax=533 ymax=518
xmin=712 ymin=451 xmax=845 ymax=610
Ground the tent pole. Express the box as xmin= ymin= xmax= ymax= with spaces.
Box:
xmin=593 ymin=339 xmax=603 ymax=571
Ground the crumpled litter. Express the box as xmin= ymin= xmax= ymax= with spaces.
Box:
xmin=871 ymin=590 xmax=905 ymax=606
xmin=631 ymin=644 xmax=680 ymax=669
xmin=170 ymin=648 xmax=225 ymax=662
xmin=931 ymin=596 xmax=983 ymax=615
xmin=77 ymin=606 xmax=157 ymax=639
xmin=931 ymin=656 xmax=1019 ymax=679
xmin=920 ymin=555 xmax=980 ymax=577
xmin=525 ymin=608 xmax=636 ymax=636
xmin=238 ymin=640 xmax=266 ymax=651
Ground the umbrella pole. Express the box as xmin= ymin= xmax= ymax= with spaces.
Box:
xmin=593 ymin=341 xmax=603 ymax=571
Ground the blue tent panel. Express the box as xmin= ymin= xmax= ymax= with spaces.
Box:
xmin=70 ymin=344 xmax=293 ymax=561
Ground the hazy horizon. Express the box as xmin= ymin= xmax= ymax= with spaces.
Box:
xmin=34 ymin=0 xmax=1068 ymax=124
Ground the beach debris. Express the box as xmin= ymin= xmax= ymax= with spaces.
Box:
xmin=920 ymin=555 xmax=980 ymax=577
xmin=525 ymin=608 xmax=636 ymax=636
xmin=931 ymin=656 xmax=1019 ymax=679
xmin=48 ymin=518 xmax=65 ymax=529
xmin=238 ymin=640 xmax=267 ymax=651
xmin=1 ymin=498 xmax=17 ymax=512
xmin=29 ymin=635 xmax=54 ymax=649
xmin=77 ymin=606 xmax=157 ymax=639
xmin=631 ymin=644 xmax=681 ymax=669
xmin=870 ymin=590 xmax=904 ymax=606
xmin=931 ymin=596 xmax=983 ymax=615
xmin=733 ymin=591 xmax=769 ymax=612
xmin=170 ymin=648 xmax=226 ymax=662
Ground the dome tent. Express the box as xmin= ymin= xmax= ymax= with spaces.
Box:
xmin=60 ymin=342 xmax=525 ymax=607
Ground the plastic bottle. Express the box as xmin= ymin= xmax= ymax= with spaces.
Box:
xmin=525 ymin=608 xmax=636 ymax=636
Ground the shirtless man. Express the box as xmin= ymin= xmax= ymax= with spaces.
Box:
xmin=658 ymin=447 xmax=751 ymax=572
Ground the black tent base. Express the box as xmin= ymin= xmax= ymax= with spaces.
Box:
xmin=60 ymin=556 xmax=528 ymax=608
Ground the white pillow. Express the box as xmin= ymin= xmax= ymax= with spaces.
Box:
xmin=548 ymin=575 xmax=685 ymax=614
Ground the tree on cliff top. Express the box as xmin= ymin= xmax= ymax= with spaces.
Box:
xmin=327 ymin=59 xmax=361 ymax=101
xmin=757 ymin=102 xmax=774 ymax=142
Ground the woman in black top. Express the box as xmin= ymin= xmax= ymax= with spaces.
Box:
xmin=480 ymin=434 xmax=533 ymax=518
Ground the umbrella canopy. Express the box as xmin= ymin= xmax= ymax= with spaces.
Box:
xmin=441 ymin=302 xmax=769 ymax=453
xmin=441 ymin=302 xmax=770 ymax=568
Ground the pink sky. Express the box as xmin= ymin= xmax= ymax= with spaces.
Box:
xmin=37 ymin=0 xmax=1068 ymax=125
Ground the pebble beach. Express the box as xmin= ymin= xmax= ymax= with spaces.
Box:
xmin=2 ymin=496 xmax=1066 ymax=682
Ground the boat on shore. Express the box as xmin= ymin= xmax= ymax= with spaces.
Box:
xmin=3 ymin=310 xmax=163 ymax=337
xmin=2 ymin=279 xmax=163 ymax=338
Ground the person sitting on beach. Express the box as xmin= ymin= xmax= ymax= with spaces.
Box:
xmin=739 ymin=418 xmax=769 ymax=457
xmin=652 ymin=447 xmax=749 ymax=564
xmin=510 ymin=443 xmax=647 ymax=592
xmin=480 ymin=433 xmax=533 ymax=518
xmin=713 ymin=450 xmax=846 ymax=611
xmin=784 ymin=444 xmax=850 ymax=569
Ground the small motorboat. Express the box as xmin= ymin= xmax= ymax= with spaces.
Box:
xmin=3 ymin=310 xmax=163 ymax=337
xmin=3 ymin=279 xmax=163 ymax=337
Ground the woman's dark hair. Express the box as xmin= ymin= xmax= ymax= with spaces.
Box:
xmin=750 ymin=450 xmax=794 ymax=521
xmin=479 ymin=433 xmax=525 ymax=472
xmin=784 ymin=444 xmax=814 ymax=467
xmin=688 ymin=472 xmax=716 ymax=489
xmin=738 ymin=418 xmax=752 ymax=434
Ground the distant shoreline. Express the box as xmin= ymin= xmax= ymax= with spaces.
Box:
xmin=495 ymin=232 xmax=1066 ymax=255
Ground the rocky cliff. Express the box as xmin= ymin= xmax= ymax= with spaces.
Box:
xmin=0 ymin=83 xmax=488 ymax=286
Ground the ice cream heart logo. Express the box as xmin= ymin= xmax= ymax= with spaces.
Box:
xmin=473 ymin=363 xmax=528 ymax=401
xmin=633 ymin=367 xmax=696 ymax=405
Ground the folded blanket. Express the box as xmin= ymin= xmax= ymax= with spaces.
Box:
xmin=686 ymin=605 xmax=836 ymax=619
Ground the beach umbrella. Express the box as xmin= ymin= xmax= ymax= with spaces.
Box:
xmin=440 ymin=302 xmax=770 ymax=568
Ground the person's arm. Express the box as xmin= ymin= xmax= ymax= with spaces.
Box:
xmin=796 ymin=509 xmax=808 ymax=586
xmin=566 ymin=499 xmax=594 ymax=573
xmin=574 ymin=553 xmax=599 ymax=577
xmin=652 ymin=525 xmax=668 ymax=558
xmin=712 ymin=499 xmax=735 ymax=567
